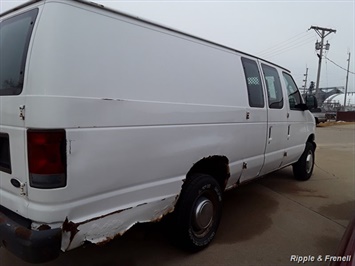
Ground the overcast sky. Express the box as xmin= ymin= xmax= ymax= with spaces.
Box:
xmin=1 ymin=0 xmax=354 ymax=92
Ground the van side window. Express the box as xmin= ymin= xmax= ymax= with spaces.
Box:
xmin=282 ymin=72 xmax=303 ymax=110
xmin=241 ymin=58 xmax=265 ymax=108
xmin=261 ymin=64 xmax=283 ymax=109
xmin=0 ymin=9 xmax=38 ymax=95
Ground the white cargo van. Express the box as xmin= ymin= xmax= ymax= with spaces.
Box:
xmin=0 ymin=0 xmax=317 ymax=262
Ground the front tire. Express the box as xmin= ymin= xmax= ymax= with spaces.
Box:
xmin=293 ymin=142 xmax=315 ymax=181
xmin=173 ymin=174 xmax=222 ymax=251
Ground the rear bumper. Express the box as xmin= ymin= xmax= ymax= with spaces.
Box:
xmin=0 ymin=205 xmax=62 ymax=263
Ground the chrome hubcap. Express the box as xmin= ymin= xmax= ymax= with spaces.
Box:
xmin=306 ymin=150 xmax=314 ymax=174
xmin=193 ymin=197 xmax=213 ymax=236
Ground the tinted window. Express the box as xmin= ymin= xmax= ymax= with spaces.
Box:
xmin=0 ymin=9 xmax=38 ymax=95
xmin=282 ymin=72 xmax=303 ymax=110
xmin=241 ymin=58 xmax=264 ymax=108
xmin=261 ymin=64 xmax=283 ymax=109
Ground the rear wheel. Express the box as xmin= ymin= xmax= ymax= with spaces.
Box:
xmin=172 ymin=174 xmax=222 ymax=251
xmin=293 ymin=142 xmax=315 ymax=181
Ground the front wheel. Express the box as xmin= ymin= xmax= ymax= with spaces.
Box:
xmin=172 ymin=174 xmax=222 ymax=251
xmin=293 ymin=142 xmax=315 ymax=181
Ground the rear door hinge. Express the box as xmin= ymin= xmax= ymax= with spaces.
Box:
xmin=246 ymin=112 xmax=250 ymax=120
xmin=243 ymin=162 xmax=248 ymax=169
xmin=20 ymin=182 xmax=27 ymax=197
xmin=19 ymin=105 xmax=25 ymax=120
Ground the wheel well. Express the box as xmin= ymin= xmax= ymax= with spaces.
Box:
xmin=186 ymin=155 xmax=230 ymax=191
xmin=307 ymin=134 xmax=316 ymax=150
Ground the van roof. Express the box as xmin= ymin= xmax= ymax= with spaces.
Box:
xmin=0 ymin=0 xmax=290 ymax=72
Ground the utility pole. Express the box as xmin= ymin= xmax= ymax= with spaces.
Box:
xmin=302 ymin=67 xmax=308 ymax=94
xmin=343 ymin=52 xmax=351 ymax=110
xmin=309 ymin=26 xmax=336 ymax=103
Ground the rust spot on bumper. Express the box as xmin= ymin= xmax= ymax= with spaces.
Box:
xmin=15 ymin=227 xmax=32 ymax=240
xmin=37 ymin=224 xmax=51 ymax=231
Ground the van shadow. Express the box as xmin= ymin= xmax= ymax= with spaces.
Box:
xmin=258 ymin=168 xmax=329 ymax=199
xmin=215 ymin=183 xmax=279 ymax=244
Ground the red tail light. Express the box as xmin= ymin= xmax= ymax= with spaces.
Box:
xmin=27 ymin=130 xmax=66 ymax=189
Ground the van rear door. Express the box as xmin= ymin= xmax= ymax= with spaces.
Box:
xmin=0 ymin=9 xmax=39 ymax=215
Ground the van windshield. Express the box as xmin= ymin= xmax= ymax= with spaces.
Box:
xmin=0 ymin=9 xmax=38 ymax=95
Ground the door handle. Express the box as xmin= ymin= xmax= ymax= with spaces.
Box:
xmin=268 ymin=126 xmax=272 ymax=144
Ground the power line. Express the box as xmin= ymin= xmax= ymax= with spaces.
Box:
xmin=262 ymin=36 xmax=315 ymax=58
xmin=325 ymin=56 xmax=355 ymax=75
xmin=260 ymin=34 xmax=315 ymax=57
xmin=257 ymin=31 xmax=308 ymax=54
xmin=256 ymin=31 xmax=314 ymax=56
xmin=258 ymin=33 xmax=314 ymax=57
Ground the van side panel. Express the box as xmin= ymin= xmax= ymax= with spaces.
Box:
xmin=26 ymin=2 xmax=244 ymax=106
xmin=22 ymin=1 xmax=259 ymax=233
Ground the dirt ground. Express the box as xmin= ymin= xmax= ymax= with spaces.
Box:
xmin=317 ymin=121 xmax=355 ymax=127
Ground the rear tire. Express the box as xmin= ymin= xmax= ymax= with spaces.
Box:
xmin=293 ymin=142 xmax=315 ymax=181
xmin=172 ymin=174 xmax=222 ymax=251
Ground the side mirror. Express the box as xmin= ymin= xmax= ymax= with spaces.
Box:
xmin=295 ymin=103 xmax=309 ymax=111
xmin=304 ymin=95 xmax=318 ymax=110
